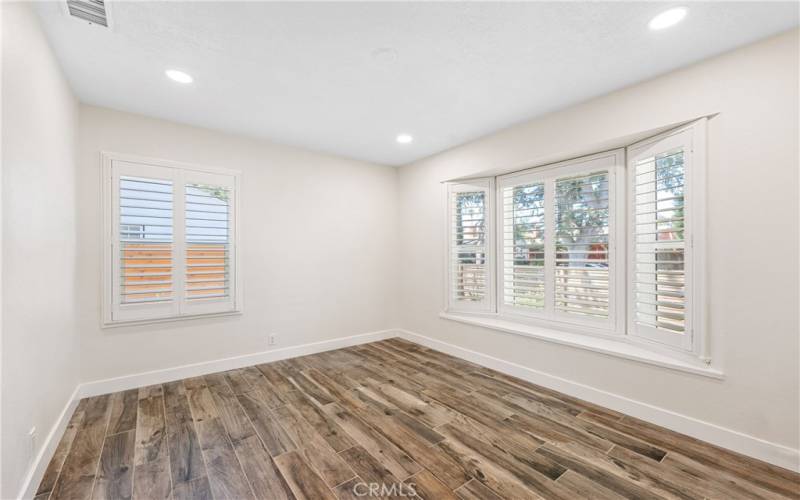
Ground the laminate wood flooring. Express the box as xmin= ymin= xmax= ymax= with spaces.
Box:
xmin=35 ymin=338 xmax=800 ymax=499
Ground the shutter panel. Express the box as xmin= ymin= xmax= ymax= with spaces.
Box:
xmin=447 ymin=181 xmax=493 ymax=312
xmin=502 ymin=182 xmax=545 ymax=309
xmin=629 ymin=129 xmax=694 ymax=350
xmin=111 ymin=161 xmax=179 ymax=322
xmin=182 ymin=171 xmax=236 ymax=315
xmin=554 ymin=171 xmax=609 ymax=318
xmin=119 ymin=176 xmax=174 ymax=304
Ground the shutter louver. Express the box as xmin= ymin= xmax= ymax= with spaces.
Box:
xmin=503 ymin=183 xmax=545 ymax=309
xmin=633 ymin=148 xmax=686 ymax=335
xmin=554 ymin=172 xmax=610 ymax=318
xmin=451 ymin=191 xmax=487 ymax=302
xmin=186 ymin=183 xmax=231 ymax=301
xmin=119 ymin=176 xmax=173 ymax=304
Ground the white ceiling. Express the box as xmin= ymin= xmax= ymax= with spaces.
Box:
xmin=36 ymin=2 xmax=798 ymax=166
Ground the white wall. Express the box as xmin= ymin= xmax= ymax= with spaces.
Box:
xmin=76 ymin=106 xmax=398 ymax=383
xmin=1 ymin=3 xmax=82 ymax=498
xmin=397 ymin=29 xmax=799 ymax=454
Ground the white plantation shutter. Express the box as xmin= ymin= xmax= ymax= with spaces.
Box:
xmin=502 ymin=182 xmax=546 ymax=310
xmin=183 ymin=171 xmax=236 ymax=315
xmin=554 ymin=171 xmax=610 ymax=319
xmin=106 ymin=155 xmax=239 ymax=324
xmin=628 ymin=126 xmax=700 ymax=351
xmin=111 ymin=162 xmax=179 ymax=321
xmin=447 ymin=180 xmax=493 ymax=312
xmin=498 ymin=151 xmax=623 ymax=331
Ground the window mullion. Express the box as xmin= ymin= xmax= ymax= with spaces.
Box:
xmin=544 ymin=177 xmax=556 ymax=318
xmin=173 ymin=168 xmax=186 ymax=315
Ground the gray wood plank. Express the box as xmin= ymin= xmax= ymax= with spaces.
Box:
xmin=91 ymin=430 xmax=135 ymax=500
xmin=133 ymin=386 xmax=171 ymax=500
xmin=274 ymin=451 xmax=337 ymax=500
xmin=36 ymin=400 xmax=87 ymax=496
xmin=50 ymin=395 xmax=112 ymax=500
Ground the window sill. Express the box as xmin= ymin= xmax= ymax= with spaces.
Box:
xmin=102 ymin=310 xmax=242 ymax=329
xmin=439 ymin=311 xmax=724 ymax=379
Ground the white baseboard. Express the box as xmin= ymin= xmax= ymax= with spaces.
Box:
xmin=17 ymin=329 xmax=395 ymax=499
xmin=396 ymin=328 xmax=800 ymax=473
xmin=17 ymin=386 xmax=82 ymax=500
xmin=78 ymin=329 xmax=395 ymax=398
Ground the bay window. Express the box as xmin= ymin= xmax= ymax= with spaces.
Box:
xmin=444 ymin=120 xmax=707 ymax=364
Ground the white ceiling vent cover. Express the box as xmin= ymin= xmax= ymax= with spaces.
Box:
xmin=66 ymin=0 xmax=110 ymax=28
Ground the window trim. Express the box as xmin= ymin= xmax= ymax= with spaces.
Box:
xmin=442 ymin=119 xmax=711 ymax=371
xmin=101 ymin=152 xmax=242 ymax=327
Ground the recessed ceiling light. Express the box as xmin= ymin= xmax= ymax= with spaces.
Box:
xmin=648 ymin=7 xmax=688 ymax=31
xmin=166 ymin=69 xmax=193 ymax=84
xmin=396 ymin=134 xmax=413 ymax=144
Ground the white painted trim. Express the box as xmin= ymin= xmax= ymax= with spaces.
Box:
xmin=17 ymin=386 xmax=82 ymax=500
xmin=396 ymin=328 xmax=799 ymax=473
xmin=440 ymin=311 xmax=720 ymax=378
xmin=77 ymin=329 xmax=394 ymax=398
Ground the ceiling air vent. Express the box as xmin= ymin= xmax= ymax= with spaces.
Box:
xmin=66 ymin=0 xmax=109 ymax=28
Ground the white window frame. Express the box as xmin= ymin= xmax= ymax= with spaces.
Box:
xmin=442 ymin=119 xmax=711 ymax=372
xmin=496 ymin=150 xmax=626 ymax=337
xmin=445 ymin=179 xmax=495 ymax=314
xmin=101 ymin=152 xmax=242 ymax=327
xmin=627 ymin=121 xmax=707 ymax=360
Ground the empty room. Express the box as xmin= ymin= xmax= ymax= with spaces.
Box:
xmin=2 ymin=1 xmax=799 ymax=499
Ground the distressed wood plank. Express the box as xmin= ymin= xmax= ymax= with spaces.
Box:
xmin=274 ymin=451 xmax=337 ymax=500
xmin=284 ymin=390 xmax=356 ymax=452
xmin=163 ymin=381 xmax=207 ymax=487
xmin=36 ymin=400 xmax=87 ymax=496
xmin=107 ymin=390 xmax=139 ymax=436
xmin=132 ymin=386 xmax=170 ymax=500
xmin=50 ymin=395 xmax=112 ymax=500
xmin=454 ymin=479 xmax=503 ymax=500
xmin=406 ymin=469 xmax=459 ymax=500
xmin=232 ymin=433 xmax=294 ymax=500
xmin=323 ymin=402 xmax=421 ymax=480
xmin=273 ymin=404 xmax=356 ymax=486
xmin=194 ymin=418 xmax=254 ymax=500
xmin=92 ymin=430 xmax=135 ymax=500
xmin=236 ymin=393 xmax=297 ymax=456
xmin=172 ymin=477 xmax=213 ymax=500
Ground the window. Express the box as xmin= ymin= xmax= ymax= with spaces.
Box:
xmin=444 ymin=120 xmax=707 ymax=363
xmin=446 ymin=180 xmax=494 ymax=312
xmin=103 ymin=154 xmax=240 ymax=325
xmin=628 ymin=125 xmax=705 ymax=354
xmin=497 ymin=151 xmax=624 ymax=334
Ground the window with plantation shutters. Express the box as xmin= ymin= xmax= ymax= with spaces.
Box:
xmin=497 ymin=151 xmax=623 ymax=332
xmin=628 ymin=125 xmax=704 ymax=352
xmin=447 ymin=181 xmax=493 ymax=312
xmin=104 ymin=154 xmax=240 ymax=325
xmin=444 ymin=120 xmax=708 ymax=365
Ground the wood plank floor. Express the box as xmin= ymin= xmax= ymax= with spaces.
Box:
xmin=35 ymin=338 xmax=799 ymax=499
